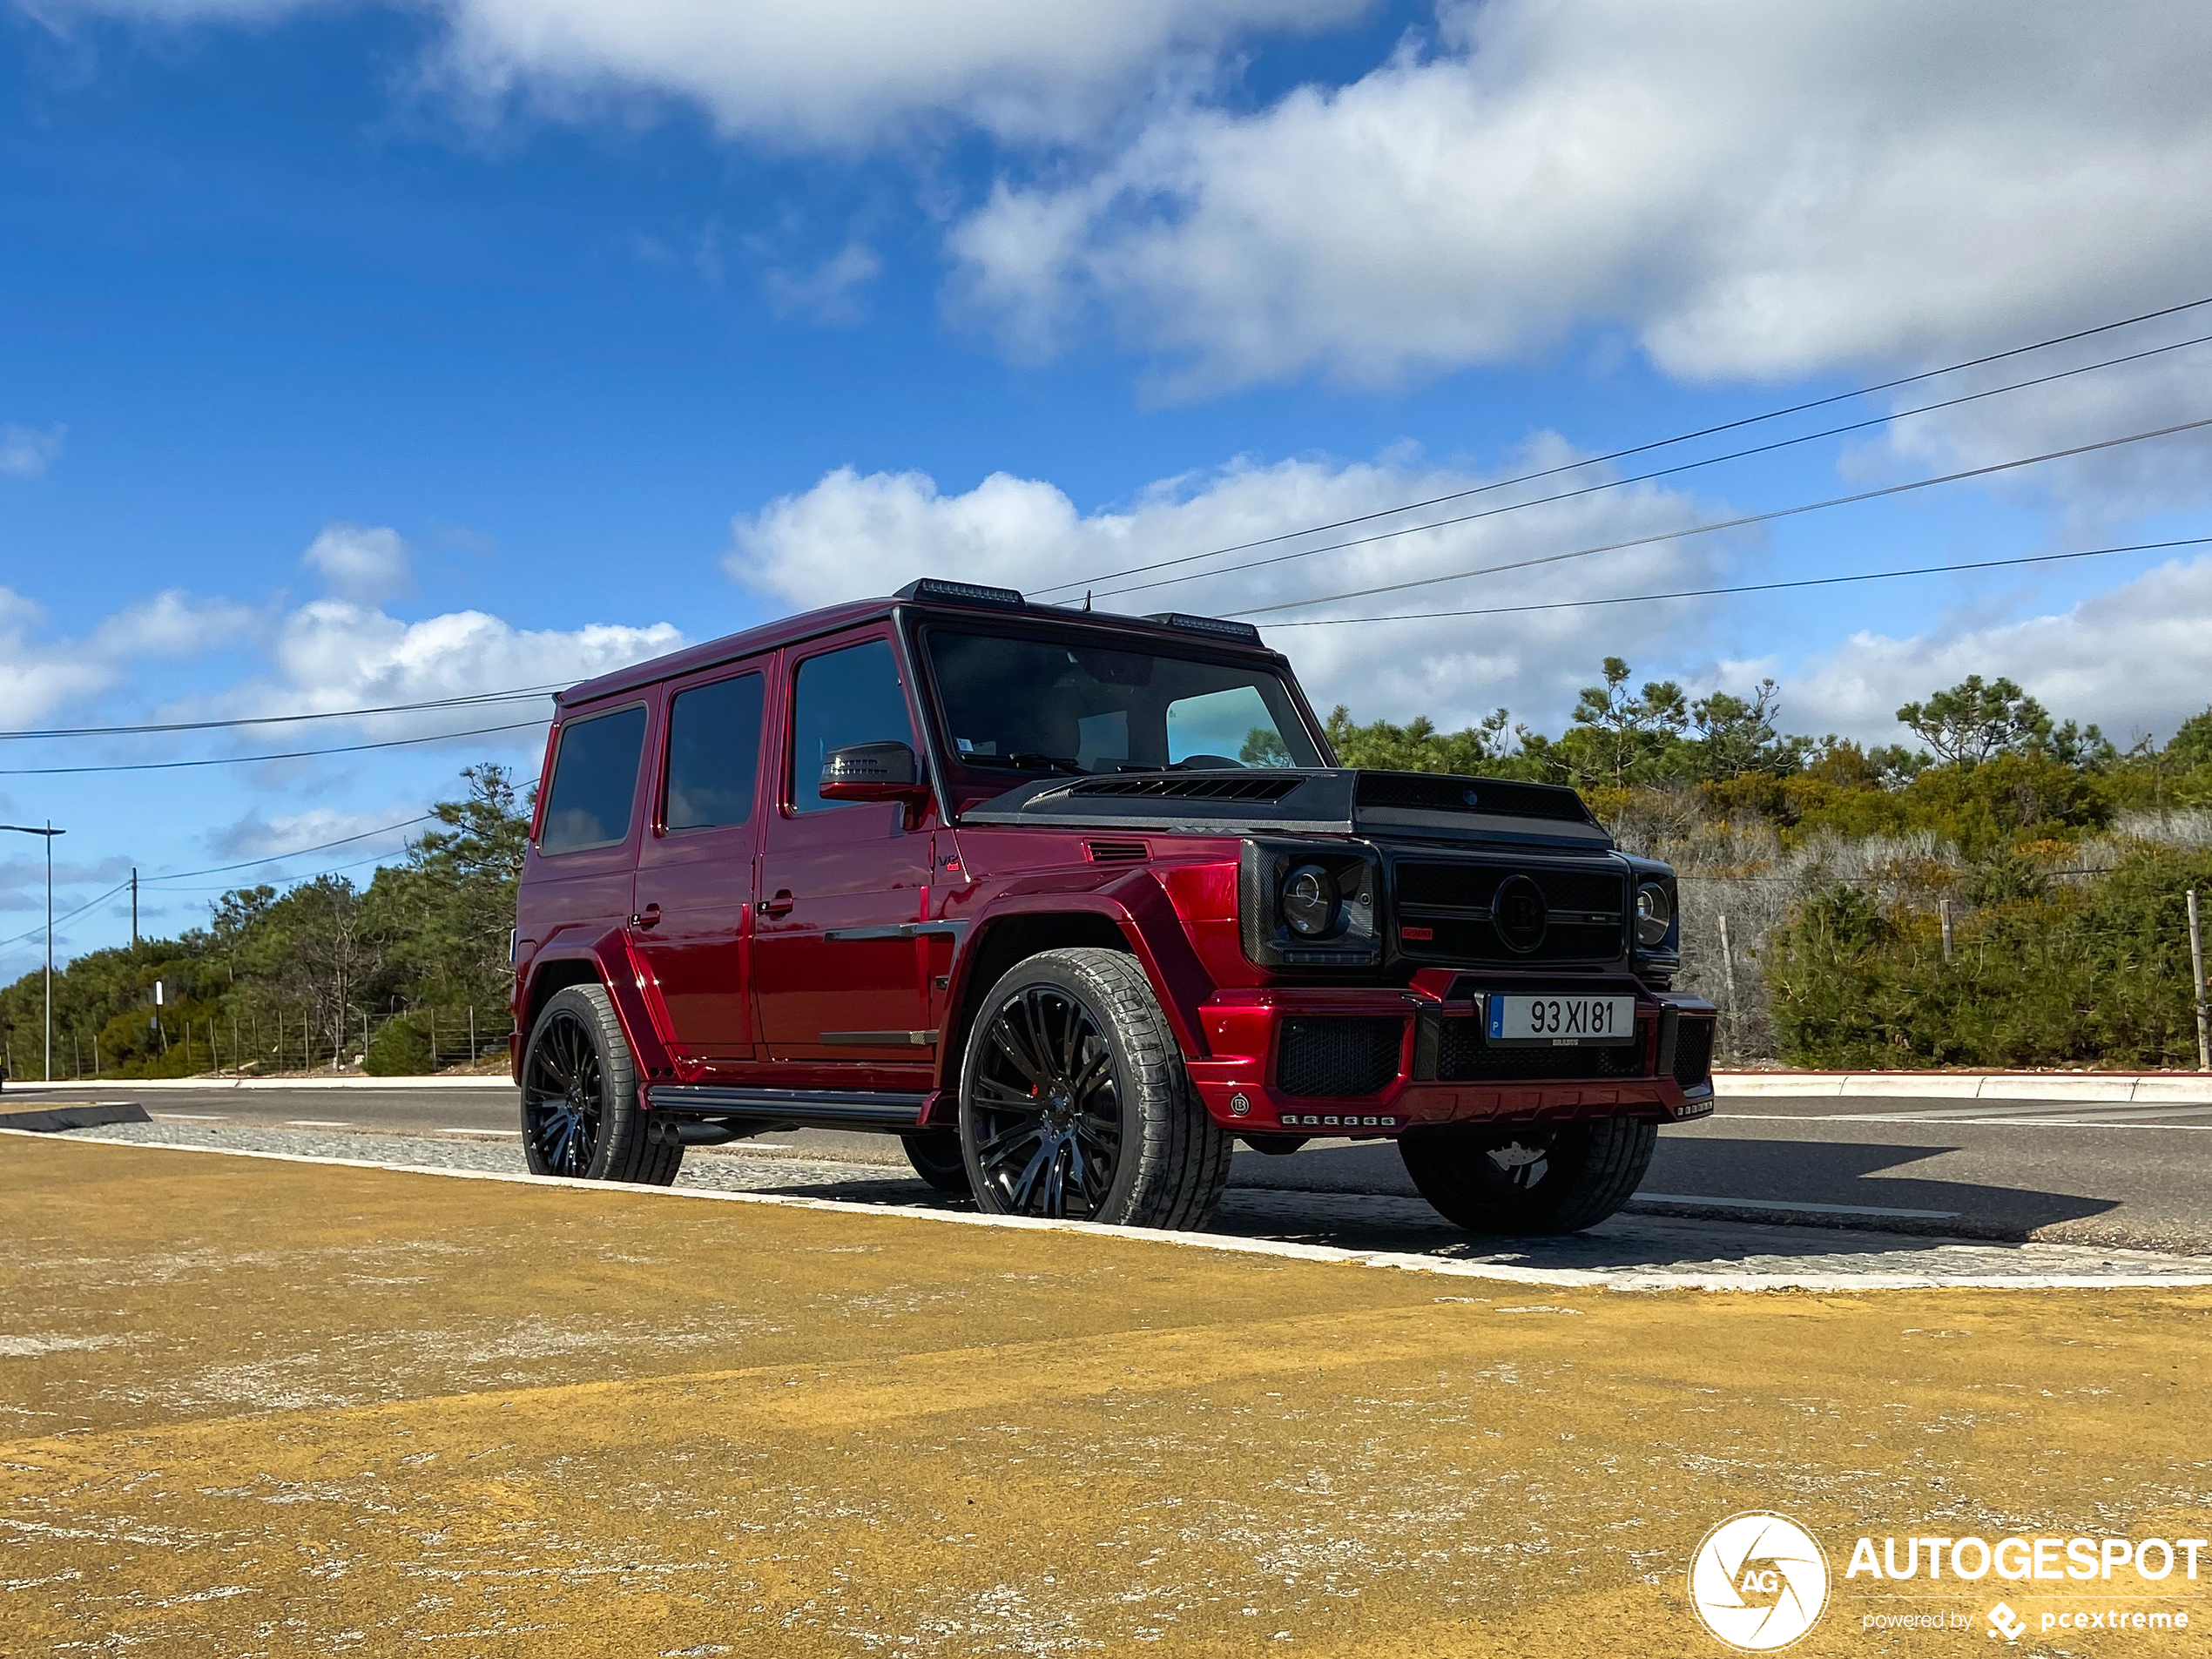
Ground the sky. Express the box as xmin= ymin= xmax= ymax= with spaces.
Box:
xmin=4 ymin=0 xmax=2212 ymax=984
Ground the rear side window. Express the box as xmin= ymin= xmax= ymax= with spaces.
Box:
xmin=790 ymin=638 xmax=917 ymax=813
xmin=664 ymin=672 xmax=765 ymax=832
xmin=538 ymin=705 xmax=648 ymax=853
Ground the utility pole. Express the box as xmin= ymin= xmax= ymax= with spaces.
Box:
xmin=1717 ymin=913 xmax=1738 ymax=1059
xmin=131 ymin=868 xmax=138 ymax=946
xmin=1939 ymin=898 xmax=1955 ymax=964
xmin=2 ymin=824 xmax=65 ymax=1081
xmin=2189 ymin=889 xmax=2209 ymax=1074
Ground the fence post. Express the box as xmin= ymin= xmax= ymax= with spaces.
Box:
xmin=1718 ymin=913 xmax=1737 ymax=1057
xmin=1939 ymin=898 xmax=1955 ymax=964
xmin=469 ymin=1004 xmax=476 ymax=1062
xmin=92 ymin=1034 xmax=99 ymax=1078
xmin=2189 ymin=889 xmax=2209 ymax=1074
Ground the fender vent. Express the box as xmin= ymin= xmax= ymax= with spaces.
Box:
xmin=1086 ymin=840 xmax=1148 ymax=863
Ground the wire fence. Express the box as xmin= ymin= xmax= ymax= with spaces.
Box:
xmin=7 ymin=1003 xmax=516 ymax=1082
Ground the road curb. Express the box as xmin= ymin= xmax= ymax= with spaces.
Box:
xmin=1714 ymin=1070 xmax=2212 ymax=1104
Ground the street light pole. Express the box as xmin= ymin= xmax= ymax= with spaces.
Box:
xmin=2 ymin=823 xmax=66 ymax=1082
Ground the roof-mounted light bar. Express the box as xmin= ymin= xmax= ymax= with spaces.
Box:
xmin=1145 ymin=611 xmax=1264 ymax=644
xmin=896 ymin=577 xmax=1026 ymax=608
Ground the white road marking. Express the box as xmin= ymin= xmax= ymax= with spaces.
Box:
xmin=284 ymin=1120 xmax=351 ymax=1128
xmin=445 ymin=1127 xmax=519 ymax=1136
xmin=1634 ymin=1192 xmax=1959 ymax=1220
xmin=150 ymin=1113 xmax=227 ymax=1121
xmin=15 ymin=1127 xmax=2210 ymax=1293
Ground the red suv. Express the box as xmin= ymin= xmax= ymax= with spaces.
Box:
xmin=511 ymin=579 xmax=1713 ymax=1236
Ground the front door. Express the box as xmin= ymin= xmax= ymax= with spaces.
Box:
xmin=753 ymin=634 xmax=935 ymax=1062
xmin=631 ymin=669 xmax=767 ymax=1060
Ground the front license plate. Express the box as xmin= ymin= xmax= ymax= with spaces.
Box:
xmin=1487 ymin=994 xmax=1636 ymax=1046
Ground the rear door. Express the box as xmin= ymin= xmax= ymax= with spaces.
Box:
xmin=631 ymin=667 xmax=767 ymax=1060
xmin=523 ymin=700 xmax=651 ymax=960
xmin=752 ymin=632 xmax=936 ymax=1062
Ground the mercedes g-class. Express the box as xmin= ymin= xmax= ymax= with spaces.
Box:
xmin=510 ymin=578 xmax=1714 ymax=1235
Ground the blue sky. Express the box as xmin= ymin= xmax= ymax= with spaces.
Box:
xmin=5 ymin=0 xmax=2212 ymax=981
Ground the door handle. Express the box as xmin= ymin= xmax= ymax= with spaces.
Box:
xmin=758 ymin=891 xmax=795 ymax=916
xmin=629 ymin=904 xmax=662 ymax=929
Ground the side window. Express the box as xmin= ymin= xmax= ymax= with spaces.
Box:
xmin=538 ymin=705 xmax=648 ymax=854
xmin=790 ymin=638 xmax=917 ymax=813
xmin=664 ymin=672 xmax=765 ymax=832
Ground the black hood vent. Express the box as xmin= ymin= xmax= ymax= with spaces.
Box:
xmin=1063 ymin=773 xmax=1304 ymax=802
xmin=1355 ymin=772 xmax=1592 ymax=824
xmin=961 ymin=767 xmax=1609 ymax=849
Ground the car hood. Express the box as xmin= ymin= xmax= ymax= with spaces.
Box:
xmin=959 ymin=768 xmax=1613 ymax=852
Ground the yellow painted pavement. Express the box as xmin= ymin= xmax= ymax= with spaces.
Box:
xmin=3 ymin=1136 xmax=2209 ymax=1656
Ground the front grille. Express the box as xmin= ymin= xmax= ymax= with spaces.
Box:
xmin=1357 ymin=771 xmax=1592 ymax=823
xmin=1672 ymin=1017 xmax=1716 ymax=1089
xmin=1393 ymin=859 xmax=1627 ymax=964
xmin=1433 ymin=1019 xmax=1645 ymax=1082
xmin=1278 ymin=1017 xmax=1404 ymax=1097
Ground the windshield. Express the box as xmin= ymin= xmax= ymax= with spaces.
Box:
xmin=921 ymin=627 xmax=1325 ymax=779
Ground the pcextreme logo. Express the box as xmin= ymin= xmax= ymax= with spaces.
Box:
xmin=1688 ymin=1512 xmax=1831 ymax=1651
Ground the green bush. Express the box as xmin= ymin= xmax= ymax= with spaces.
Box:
xmin=364 ymin=1012 xmax=435 ymax=1076
xmin=1769 ymin=847 xmax=2212 ymax=1069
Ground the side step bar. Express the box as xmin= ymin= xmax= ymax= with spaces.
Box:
xmin=644 ymin=1083 xmax=929 ymax=1141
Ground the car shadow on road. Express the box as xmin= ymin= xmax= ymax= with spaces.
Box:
xmin=689 ymin=1134 xmax=2147 ymax=1268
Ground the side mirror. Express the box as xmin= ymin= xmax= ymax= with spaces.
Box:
xmin=819 ymin=740 xmax=928 ymax=809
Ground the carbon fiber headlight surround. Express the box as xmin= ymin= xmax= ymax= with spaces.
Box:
xmin=1239 ymin=839 xmax=1383 ymax=968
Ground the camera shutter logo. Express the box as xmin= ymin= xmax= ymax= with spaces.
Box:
xmin=1688 ymin=1512 xmax=1831 ymax=1651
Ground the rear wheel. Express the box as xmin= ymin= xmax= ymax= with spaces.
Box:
xmin=960 ymin=948 xmax=1230 ymax=1230
xmin=1399 ymin=1117 xmax=1655 ymax=1236
xmin=900 ymin=1130 xmax=973 ymax=1194
xmin=520 ymin=983 xmax=683 ymax=1185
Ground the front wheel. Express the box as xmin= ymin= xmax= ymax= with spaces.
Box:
xmin=1399 ymin=1117 xmax=1655 ymax=1236
xmin=959 ymin=948 xmax=1231 ymax=1230
xmin=520 ymin=983 xmax=683 ymax=1185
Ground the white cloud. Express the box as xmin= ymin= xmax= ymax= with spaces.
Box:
xmin=953 ymin=1 xmax=2212 ymax=394
xmin=765 ymin=242 xmax=884 ymax=325
xmin=51 ymin=0 xmax=1366 ymax=145
xmin=301 ymin=523 xmax=412 ymax=604
xmin=0 ymin=586 xmax=252 ymax=728
xmin=0 ymin=424 xmax=65 ymax=479
xmin=211 ymin=803 xmax=427 ymax=861
xmin=1789 ymin=555 xmax=2212 ymax=747
xmin=725 ymin=445 xmax=1737 ymax=732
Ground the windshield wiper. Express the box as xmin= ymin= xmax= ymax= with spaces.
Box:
xmin=960 ymin=752 xmax=1089 ymax=776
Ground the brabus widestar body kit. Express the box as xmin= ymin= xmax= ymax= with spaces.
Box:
xmin=511 ymin=579 xmax=1714 ymax=1233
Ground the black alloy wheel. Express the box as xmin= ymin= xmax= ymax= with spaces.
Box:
xmin=518 ymin=982 xmax=682 ymax=1185
xmin=1398 ymin=1116 xmax=1655 ymax=1235
xmin=958 ymin=948 xmax=1232 ymax=1231
xmin=523 ymin=1007 xmax=604 ymax=1177
xmin=968 ymin=982 xmax=1123 ymax=1217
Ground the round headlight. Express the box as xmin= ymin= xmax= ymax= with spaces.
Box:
xmin=1635 ymin=881 xmax=1673 ymax=948
xmin=1281 ymin=864 xmax=1339 ymax=938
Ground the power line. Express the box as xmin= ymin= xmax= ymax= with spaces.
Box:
xmin=1230 ymin=414 xmax=2212 ymax=618
xmin=1030 ymin=289 xmax=2212 ymax=599
xmin=138 ymin=815 xmax=436 ymax=885
xmin=1085 ymin=328 xmax=2212 ymax=604
xmin=1265 ymin=535 xmax=2212 ymax=627
xmin=0 ymin=880 xmax=129 ymax=953
xmin=0 ymin=717 xmax=549 ymax=777
xmin=147 ymin=848 xmax=410 ymax=894
xmin=0 ymin=685 xmax=561 ymax=742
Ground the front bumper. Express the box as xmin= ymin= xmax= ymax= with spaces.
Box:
xmin=1184 ymin=978 xmax=1716 ymax=1136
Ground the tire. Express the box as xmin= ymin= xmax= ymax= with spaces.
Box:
xmin=1399 ymin=1116 xmax=1656 ymax=1236
xmin=519 ymin=983 xmax=684 ymax=1186
xmin=900 ymin=1130 xmax=973 ymax=1194
xmin=959 ymin=948 xmax=1231 ymax=1230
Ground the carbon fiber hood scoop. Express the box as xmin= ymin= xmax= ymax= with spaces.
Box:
xmin=961 ymin=768 xmax=1612 ymax=849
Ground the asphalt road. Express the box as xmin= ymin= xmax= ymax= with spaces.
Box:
xmin=12 ymin=1080 xmax=2209 ymax=1251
